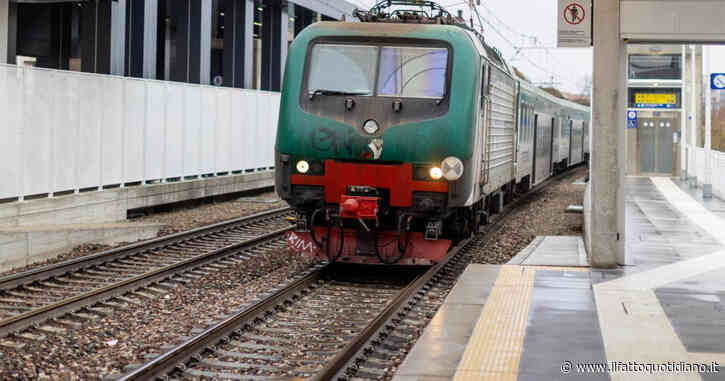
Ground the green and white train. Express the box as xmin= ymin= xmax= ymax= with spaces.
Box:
xmin=275 ymin=1 xmax=590 ymax=265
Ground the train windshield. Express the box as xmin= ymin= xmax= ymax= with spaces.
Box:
xmin=307 ymin=44 xmax=449 ymax=99
xmin=377 ymin=46 xmax=448 ymax=98
xmin=308 ymin=44 xmax=378 ymax=96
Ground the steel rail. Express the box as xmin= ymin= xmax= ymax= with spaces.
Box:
xmin=118 ymin=264 xmax=330 ymax=381
xmin=0 ymin=211 xmax=293 ymax=337
xmin=0 ymin=206 xmax=292 ymax=291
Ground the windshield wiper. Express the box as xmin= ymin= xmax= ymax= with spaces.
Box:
xmin=309 ymin=89 xmax=371 ymax=100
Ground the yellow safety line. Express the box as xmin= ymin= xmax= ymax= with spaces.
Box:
xmin=453 ymin=265 xmax=536 ymax=381
xmin=527 ymin=265 xmax=590 ymax=272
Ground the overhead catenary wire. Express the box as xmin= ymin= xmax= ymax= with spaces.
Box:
xmin=354 ymin=0 xmax=577 ymax=89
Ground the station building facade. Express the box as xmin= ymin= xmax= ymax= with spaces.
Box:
xmin=0 ymin=0 xmax=356 ymax=91
xmin=625 ymin=44 xmax=702 ymax=178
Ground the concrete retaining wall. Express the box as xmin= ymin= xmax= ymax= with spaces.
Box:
xmin=0 ymin=171 xmax=274 ymax=227
xmin=0 ymin=171 xmax=274 ymax=272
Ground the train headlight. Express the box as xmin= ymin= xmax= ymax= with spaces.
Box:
xmin=296 ymin=160 xmax=310 ymax=174
xmin=429 ymin=167 xmax=443 ymax=180
xmin=363 ymin=119 xmax=380 ymax=135
xmin=441 ymin=157 xmax=464 ymax=181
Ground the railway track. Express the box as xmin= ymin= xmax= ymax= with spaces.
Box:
xmin=116 ymin=170 xmax=579 ymax=381
xmin=0 ymin=207 xmax=294 ymax=339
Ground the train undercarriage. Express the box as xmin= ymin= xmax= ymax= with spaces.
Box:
xmin=284 ymin=165 xmax=520 ymax=266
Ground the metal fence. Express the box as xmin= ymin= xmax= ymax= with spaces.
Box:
xmin=0 ymin=64 xmax=279 ymax=201
xmin=688 ymin=145 xmax=725 ymax=199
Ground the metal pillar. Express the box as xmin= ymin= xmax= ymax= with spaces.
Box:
xmin=142 ymin=1 xmax=157 ymax=78
xmin=189 ymin=0 xmax=212 ymax=84
xmin=704 ymin=46 xmax=713 ymax=198
xmin=0 ymin=0 xmax=8 ymax=64
xmin=127 ymin=0 xmax=157 ymax=79
xmin=261 ymin=2 xmax=285 ymax=91
xmin=280 ymin=4 xmax=288 ymax=83
xmin=223 ymin=0 xmax=254 ymax=88
xmin=80 ymin=0 xmax=123 ymax=75
xmin=591 ymin=0 xmax=624 ymax=268
xmin=110 ymin=0 xmax=125 ymax=75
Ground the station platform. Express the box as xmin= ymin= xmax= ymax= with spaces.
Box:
xmin=394 ymin=176 xmax=725 ymax=381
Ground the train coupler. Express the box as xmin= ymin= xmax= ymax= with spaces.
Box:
xmin=339 ymin=186 xmax=381 ymax=220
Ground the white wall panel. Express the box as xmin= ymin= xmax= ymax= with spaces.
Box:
xmin=77 ymin=75 xmax=102 ymax=189
xmin=240 ymin=91 xmax=257 ymax=171
xmin=183 ymin=86 xmax=202 ymax=177
xmin=52 ymin=72 xmax=79 ymax=192
xmin=200 ymin=88 xmax=216 ymax=174
xmin=0 ymin=64 xmax=278 ymax=200
xmin=0 ymin=66 xmax=22 ymax=198
xmin=215 ymin=89 xmax=232 ymax=173
xmin=145 ymin=82 xmax=166 ymax=180
xmin=24 ymin=69 xmax=53 ymax=195
xmin=230 ymin=91 xmax=246 ymax=171
xmin=124 ymin=80 xmax=146 ymax=183
xmin=250 ymin=93 xmax=269 ymax=169
xmin=165 ymin=83 xmax=185 ymax=178
xmin=269 ymin=95 xmax=280 ymax=167
xmin=102 ymin=77 xmax=125 ymax=185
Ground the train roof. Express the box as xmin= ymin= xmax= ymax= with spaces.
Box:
xmin=297 ymin=21 xmax=588 ymax=114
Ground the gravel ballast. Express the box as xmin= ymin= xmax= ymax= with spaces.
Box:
xmin=0 ymin=247 xmax=317 ymax=381
xmin=0 ymin=191 xmax=287 ymax=277
xmin=470 ymin=169 xmax=586 ymax=264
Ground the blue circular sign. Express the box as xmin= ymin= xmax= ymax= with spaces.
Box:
xmin=713 ymin=74 xmax=725 ymax=90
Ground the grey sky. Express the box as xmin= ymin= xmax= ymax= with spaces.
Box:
xmin=348 ymin=0 xmax=593 ymax=94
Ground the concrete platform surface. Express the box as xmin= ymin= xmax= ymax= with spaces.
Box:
xmin=394 ymin=177 xmax=725 ymax=381
xmin=509 ymin=236 xmax=589 ymax=267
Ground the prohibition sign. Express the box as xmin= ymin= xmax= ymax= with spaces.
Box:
xmin=563 ymin=2 xmax=585 ymax=25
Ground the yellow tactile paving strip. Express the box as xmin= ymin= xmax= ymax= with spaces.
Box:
xmin=527 ymin=265 xmax=590 ymax=272
xmin=453 ymin=265 xmax=590 ymax=380
xmin=452 ymin=265 xmax=535 ymax=380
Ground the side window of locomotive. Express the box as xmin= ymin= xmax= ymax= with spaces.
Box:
xmin=377 ymin=46 xmax=448 ymax=98
xmin=308 ymin=44 xmax=378 ymax=96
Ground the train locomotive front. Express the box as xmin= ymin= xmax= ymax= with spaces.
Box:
xmin=275 ymin=19 xmax=484 ymax=265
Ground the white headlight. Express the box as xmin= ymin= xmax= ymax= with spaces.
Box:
xmin=296 ymin=160 xmax=310 ymax=173
xmin=441 ymin=157 xmax=464 ymax=181
xmin=430 ymin=167 xmax=443 ymax=180
xmin=363 ymin=119 xmax=380 ymax=134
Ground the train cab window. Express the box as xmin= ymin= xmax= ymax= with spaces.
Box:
xmin=308 ymin=44 xmax=378 ymax=96
xmin=377 ymin=47 xmax=448 ymax=98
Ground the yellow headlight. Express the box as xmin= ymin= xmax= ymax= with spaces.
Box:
xmin=296 ymin=160 xmax=310 ymax=174
xmin=430 ymin=167 xmax=443 ymax=180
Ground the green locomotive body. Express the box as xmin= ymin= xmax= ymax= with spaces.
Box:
xmin=275 ymin=5 xmax=590 ymax=265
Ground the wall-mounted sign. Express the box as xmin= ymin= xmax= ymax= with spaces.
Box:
xmin=557 ymin=0 xmax=592 ymax=47
xmin=634 ymin=93 xmax=677 ymax=109
xmin=711 ymin=73 xmax=725 ymax=90
xmin=627 ymin=110 xmax=638 ymax=129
